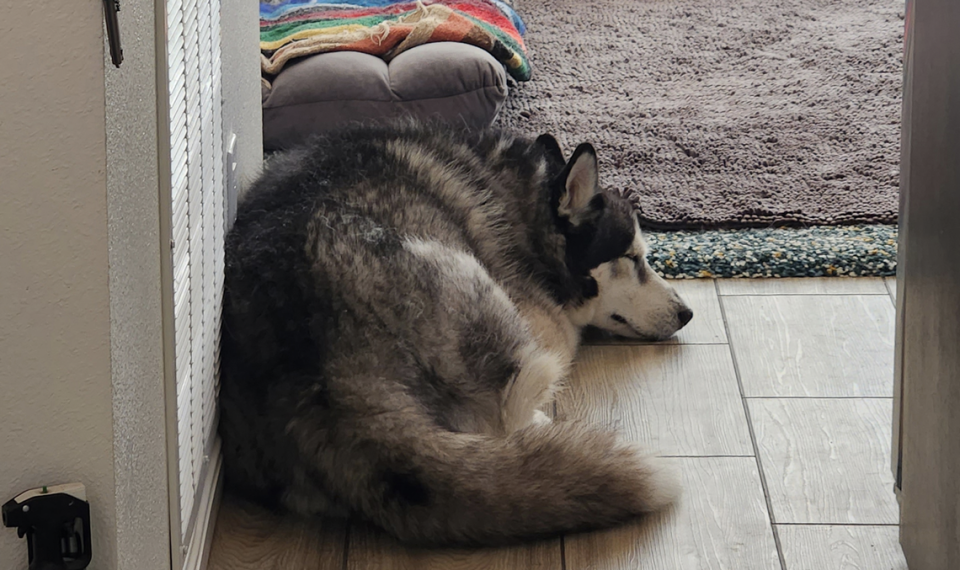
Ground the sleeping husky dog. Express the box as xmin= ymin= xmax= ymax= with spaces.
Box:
xmin=220 ymin=121 xmax=693 ymax=546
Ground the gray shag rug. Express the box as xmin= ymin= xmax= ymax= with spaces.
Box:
xmin=499 ymin=0 xmax=904 ymax=229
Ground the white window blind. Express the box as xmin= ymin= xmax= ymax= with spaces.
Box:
xmin=165 ymin=0 xmax=224 ymax=548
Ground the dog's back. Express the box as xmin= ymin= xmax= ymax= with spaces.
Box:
xmin=220 ymin=123 xmax=678 ymax=546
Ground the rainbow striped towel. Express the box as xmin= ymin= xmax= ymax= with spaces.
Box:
xmin=261 ymin=0 xmax=530 ymax=81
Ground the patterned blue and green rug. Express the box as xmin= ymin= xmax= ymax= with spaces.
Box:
xmin=649 ymin=225 xmax=897 ymax=279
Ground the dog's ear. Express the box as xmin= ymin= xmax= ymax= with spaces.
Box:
xmin=558 ymin=143 xmax=600 ymax=224
xmin=535 ymin=133 xmax=565 ymax=164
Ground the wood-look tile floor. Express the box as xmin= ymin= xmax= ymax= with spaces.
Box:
xmin=208 ymin=278 xmax=909 ymax=570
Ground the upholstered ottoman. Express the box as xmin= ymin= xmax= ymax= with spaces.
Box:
xmin=261 ymin=42 xmax=509 ymax=151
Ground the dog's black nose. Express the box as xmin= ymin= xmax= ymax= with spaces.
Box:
xmin=678 ymin=308 xmax=694 ymax=327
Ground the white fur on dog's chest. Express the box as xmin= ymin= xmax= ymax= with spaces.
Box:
xmin=515 ymin=300 xmax=580 ymax=370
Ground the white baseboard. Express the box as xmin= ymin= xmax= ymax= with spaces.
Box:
xmin=181 ymin=436 xmax=223 ymax=570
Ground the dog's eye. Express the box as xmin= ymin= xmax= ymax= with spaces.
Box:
xmin=626 ymin=254 xmax=640 ymax=265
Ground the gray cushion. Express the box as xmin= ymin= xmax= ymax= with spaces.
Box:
xmin=262 ymin=42 xmax=508 ymax=150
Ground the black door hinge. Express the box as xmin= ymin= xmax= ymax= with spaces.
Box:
xmin=102 ymin=0 xmax=123 ymax=67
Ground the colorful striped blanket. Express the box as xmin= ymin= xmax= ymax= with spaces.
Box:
xmin=260 ymin=0 xmax=530 ymax=81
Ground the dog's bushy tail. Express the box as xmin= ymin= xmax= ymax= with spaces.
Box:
xmin=352 ymin=421 xmax=680 ymax=546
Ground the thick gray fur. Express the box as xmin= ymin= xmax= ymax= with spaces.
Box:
xmin=220 ymin=121 xmax=688 ymax=546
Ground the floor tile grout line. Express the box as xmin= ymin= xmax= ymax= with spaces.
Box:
xmin=659 ymin=454 xmax=756 ymax=458
xmin=582 ymin=342 xmax=730 ymax=347
xmin=341 ymin=523 xmax=351 ymax=570
xmin=745 ymin=396 xmax=894 ymax=400
xmin=715 ymin=279 xmax=788 ymax=570
xmin=560 ymin=535 xmax=567 ymax=570
xmin=774 ymin=522 xmax=901 ymax=527
xmin=717 ymin=292 xmax=890 ymax=297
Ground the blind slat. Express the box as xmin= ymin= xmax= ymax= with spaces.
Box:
xmin=166 ymin=0 xmax=224 ymax=547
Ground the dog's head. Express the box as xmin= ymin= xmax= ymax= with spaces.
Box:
xmin=538 ymin=134 xmax=693 ymax=341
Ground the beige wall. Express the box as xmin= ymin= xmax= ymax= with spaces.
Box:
xmin=0 ymin=1 xmax=117 ymax=569
xmin=0 ymin=1 xmax=263 ymax=567
xmin=221 ymin=0 xmax=265 ymax=209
